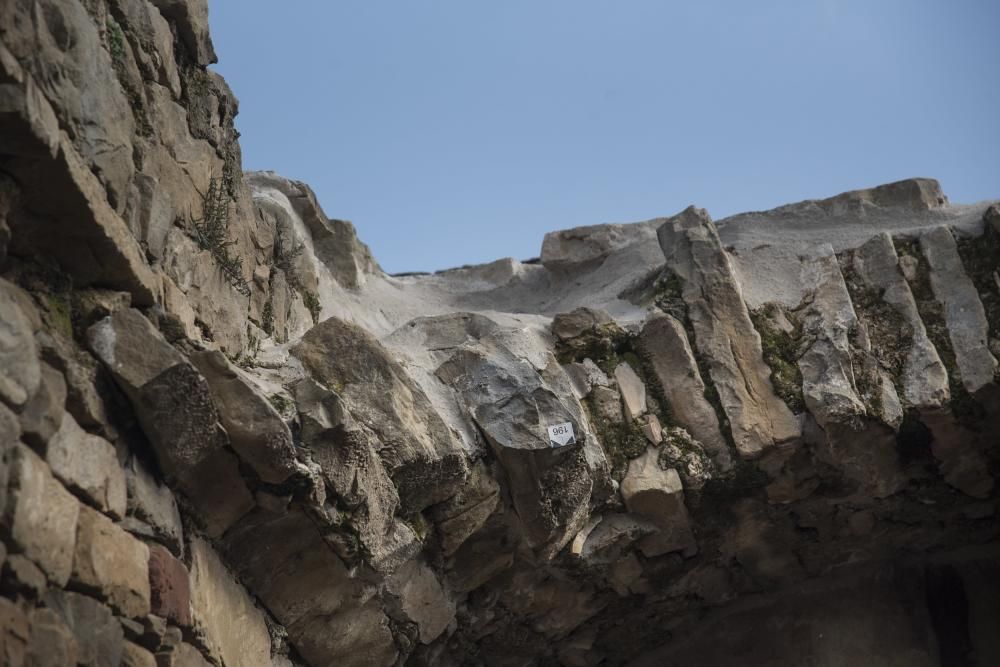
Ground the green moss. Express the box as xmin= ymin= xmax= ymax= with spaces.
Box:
xmin=585 ymin=397 xmax=649 ymax=479
xmin=750 ymin=304 xmax=805 ymax=413
xmin=261 ymin=296 xmax=274 ymax=335
xmin=652 ymin=271 xmax=686 ymax=320
xmin=554 ymin=322 xmax=630 ymax=376
xmin=302 ymin=290 xmax=321 ymax=323
xmin=649 ymin=268 xmax=736 ymax=451
xmin=839 ymin=252 xmax=913 ymax=390
xmin=267 ymin=393 xmax=292 ymax=415
xmin=402 ymin=512 xmax=431 ymax=542
xmin=105 ymin=18 xmax=153 ymax=138
xmin=43 ymin=293 xmax=74 ymax=339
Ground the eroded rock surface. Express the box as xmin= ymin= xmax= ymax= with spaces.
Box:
xmin=0 ymin=2 xmax=998 ymax=666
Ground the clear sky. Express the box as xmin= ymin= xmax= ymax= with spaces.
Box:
xmin=210 ymin=0 xmax=1000 ymax=273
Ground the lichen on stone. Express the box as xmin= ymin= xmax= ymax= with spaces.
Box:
xmin=956 ymin=222 xmax=1000 ymax=374
xmin=893 ymin=237 xmax=984 ymax=422
xmin=749 ymin=303 xmax=805 ymax=413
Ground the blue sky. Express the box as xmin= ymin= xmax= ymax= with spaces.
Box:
xmin=210 ymin=1 xmax=1000 ymax=273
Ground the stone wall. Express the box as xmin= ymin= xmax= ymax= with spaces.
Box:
xmin=1 ymin=1 xmax=999 ymax=666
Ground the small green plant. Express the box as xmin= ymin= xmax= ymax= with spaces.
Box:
xmin=261 ymin=296 xmax=274 ymax=335
xmin=192 ymin=178 xmax=250 ymax=297
xmin=750 ymin=304 xmax=805 ymax=413
xmin=273 ymin=225 xmax=305 ymax=287
xmin=106 ymin=18 xmax=126 ymax=62
xmin=302 ymin=290 xmax=321 ymax=323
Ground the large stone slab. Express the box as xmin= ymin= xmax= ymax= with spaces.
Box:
xmin=292 ymin=316 xmax=468 ymax=512
xmin=920 ymin=226 xmax=998 ymax=394
xmin=542 ymin=222 xmax=657 ymax=274
xmin=658 ymin=206 xmax=800 ymax=458
xmin=148 ymin=545 xmax=191 ymax=627
xmin=0 ymin=278 xmax=40 ymax=408
xmin=437 ymin=346 xmax=594 ymax=558
xmin=189 ymin=350 xmax=299 ymax=484
xmin=291 ymin=377 xmax=410 ymax=572
xmin=43 ymin=590 xmax=124 ymax=667
xmin=18 ymin=361 xmax=66 ymax=448
xmin=221 ymin=509 xmax=398 ymax=666
xmin=850 ymin=233 xmax=949 ymax=408
xmin=613 ymin=362 xmax=647 ymax=421
xmin=72 ymin=505 xmax=151 ymax=618
xmin=26 ymin=607 xmax=77 ymax=666
xmin=385 ymin=559 xmax=456 ymax=645
xmin=621 ymin=448 xmax=696 ymax=557
xmin=188 ymin=538 xmax=271 ymax=667
xmin=638 ymin=313 xmax=732 ymax=470
xmin=2 ymin=444 xmax=79 ymax=585
xmin=123 ymin=455 xmax=184 ymax=557
xmin=47 ymin=413 xmax=127 ymax=519
xmin=88 ymin=309 xmax=253 ymax=537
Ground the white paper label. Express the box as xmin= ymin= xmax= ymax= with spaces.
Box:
xmin=547 ymin=422 xmax=576 ymax=448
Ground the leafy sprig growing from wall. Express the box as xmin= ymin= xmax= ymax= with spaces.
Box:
xmin=192 ymin=177 xmax=250 ymax=296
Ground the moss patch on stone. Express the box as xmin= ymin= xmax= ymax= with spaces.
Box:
xmin=584 ymin=395 xmax=649 ymax=479
xmin=749 ymin=303 xmax=805 ymax=413
xmin=894 ymin=238 xmax=984 ymax=423
xmin=956 ymin=223 xmax=1000 ymax=365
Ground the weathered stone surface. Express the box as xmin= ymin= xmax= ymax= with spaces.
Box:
xmin=43 ymin=590 xmax=124 ymax=667
xmin=589 ymin=385 xmax=623 ymax=424
xmin=155 ymin=642 xmax=212 ymax=667
xmin=0 ymin=278 xmax=40 ymax=408
xmin=88 ymin=309 xmax=253 ymax=536
xmin=385 ymin=559 xmax=456 ymax=644
xmin=613 ymin=362 xmax=647 ymax=420
xmin=551 ymin=307 xmax=613 ymax=341
xmin=3 ymin=553 xmax=47 ymax=598
xmin=542 ymin=222 xmax=656 ymax=273
xmin=47 ymin=414 xmax=127 ymax=519
xmin=2 ymin=444 xmax=79 ymax=585
xmin=148 ymin=0 xmax=216 ymax=65
xmin=147 ymin=545 xmax=191 ymax=627
xmin=36 ymin=330 xmax=113 ymax=437
xmin=189 ymin=350 xmax=298 ymax=484
xmin=724 ymin=499 xmax=802 ymax=586
xmin=0 ymin=401 xmax=21 ymax=447
xmin=256 ymin=173 xmax=380 ymax=289
xmin=920 ymin=226 xmax=998 ymax=393
xmin=430 ymin=462 xmax=500 ymax=556
xmin=640 ymin=413 xmax=662 ymax=444
xmin=578 ymin=513 xmax=657 ymax=565
xmin=796 ymin=249 xmax=869 ymax=419
xmin=25 ymin=607 xmax=76 ymax=666
xmin=658 ymin=206 xmax=800 ymax=457
xmin=221 ymin=509 xmax=397 ymax=666
xmin=0 ymin=597 xmax=28 ymax=667
xmin=660 ymin=427 xmax=716 ymax=491
xmin=121 ymin=641 xmax=156 ymax=667
xmin=293 ymin=316 xmax=468 ymax=512
xmin=123 ymin=455 xmax=184 ymax=557
xmin=3 ymin=130 xmax=159 ymax=304
xmin=72 ymin=505 xmax=151 ymax=618
xmin=499 ymin=567 xmax=606 ymax=640
xmin=850 ymin=233 xmax=949 ymax=408
xmin=437 ymin=346 xmax=594 ymax=558
xmin=188 ymin=538 xmax=271 ymax=667
xmin=291 ymin=377 xmax=408 ymax=571
xmin=18 ymin=361 xmax=66 ymax=448
xmin=621 ymin=448 xmax=696 ymax=557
